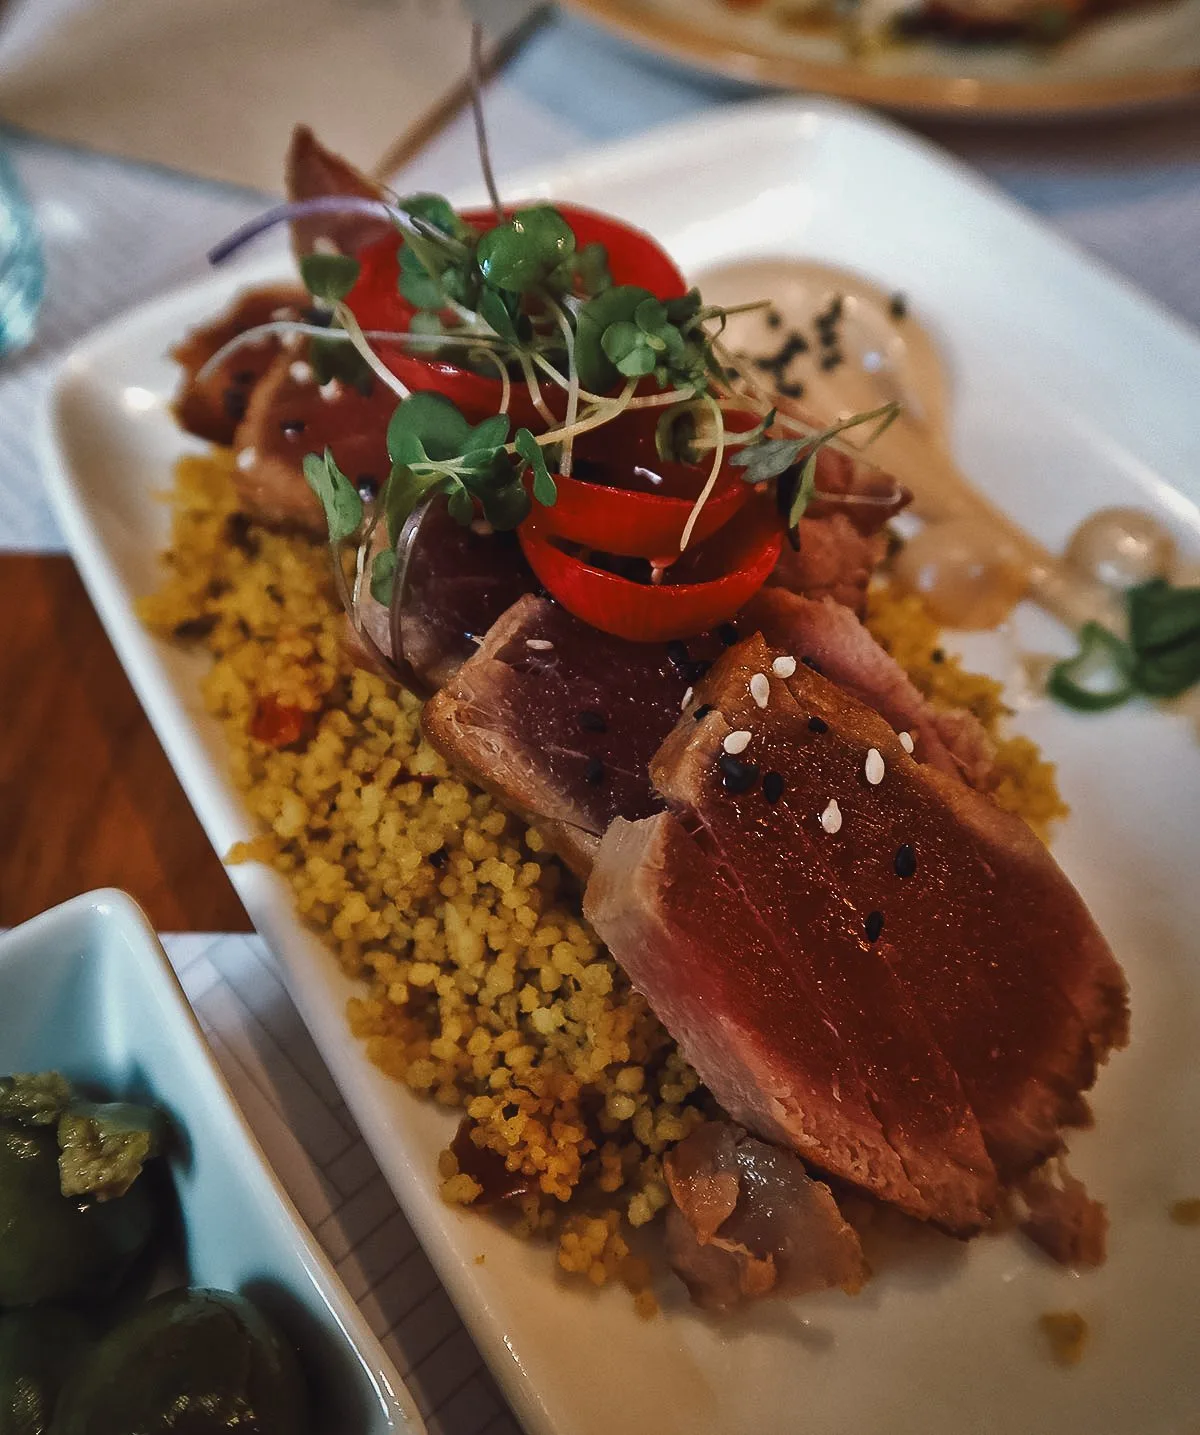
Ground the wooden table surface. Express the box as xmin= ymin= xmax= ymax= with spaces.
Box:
xmin=0 ymin=553 xmax=250 ymax=932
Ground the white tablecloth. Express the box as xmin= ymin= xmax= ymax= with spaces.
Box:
xmin=4 ymin=11 xmax=1200 ymax=1432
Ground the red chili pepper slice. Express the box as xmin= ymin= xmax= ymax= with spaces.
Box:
xmin=517 ymin=501 xmax=782 ymax=643
xmin=530 ymin=408 xmax=757 ymax=560
xmin=345 ymin=204 xmax=689 ymax=428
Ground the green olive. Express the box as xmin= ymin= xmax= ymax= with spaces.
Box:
xmin=0 ymin=1121 xmax=155 ymax=1307
xmin=0 ymin=1307 xmax=93 ymax=1435
xmin=54 ymin=1288 xmax=309 ymax=1435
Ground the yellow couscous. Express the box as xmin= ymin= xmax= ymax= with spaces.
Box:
xmin=139 ymin=450 xmax=1066 ymax=1304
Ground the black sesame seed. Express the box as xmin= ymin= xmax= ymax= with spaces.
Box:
xmin=684 ymin=658 xmax=712 ymax=685
xmin=931 ymin=648 xmax=945 ymax=664
xmin=719 ymin=754 xmax=760 ymax=795
xmin=232 ymin=369 xmax=256 ymax=385
xmin=766 ymin=308 xmax=783 ymax=329
xmin=716 ymin=621 xmax=740 ymax=647
xmin=894 ymin=844 xmax=917 ymax=879
xmin=889 ymin=292 xmax=908 ymax=321
xmin=577 ymin=708 xmax=607 ymax=734
xmin=222 ymin=387 xmax=248 ymax=422
xmin=819 ymin=350 xmax=844 ymax=372
xmin=778 ymin=380 xmax=805 ymax=399
xmin=865 ymin=910 xmax=885 ymax=944
xmin=584 ymin=756 xmax=606 ymax=785
xmin=280 ymin=418 xmax=305 ymax=436
xmin=429 ymin=846 xmax=449 ymax=869
xmin=357 ymin=474 xmax=379 ymax=499
xmin=802 ymin=656 xmax=823 ymax=674
xmin=693 ymin=703 xmax=714 ymax=722
xmin=808 ymin=715 xmax=829 ymax=733
xmin=763 ymin=770 xmax=785 ymax=804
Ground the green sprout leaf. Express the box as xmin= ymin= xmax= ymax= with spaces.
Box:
xmin=788 ymin=448 xmax=820 ymax=528
xmin=732 ymin=436 xmax=806 ymax=486
xmin=299 ymin=253 xmax=361 ymax=306
xmin=476 ymin=207 xmax=576 ymax=293
xmin=446 ymin=484 xmax=475 ymax=526
xmin=370 ymin=547 xmax=397 ymax=607
xmin=478 ymin=287 xmax=520 ymax=342
xmin=602 ymin=320 xmax=658 ymax=377
xmin=384 ymin=464 xmax=435 ymax=545
xmin=302 ymin=449 xmax=363 ymax=543
xmin=575 ymin=285 xmax=656 ymax=392
xmin=479 ymin=478 xmax=531 ymax=530
xmin=310 ymin=333 xmax=374 ymax=395
xmin=515 ymin=427 xmax=557 ymax=506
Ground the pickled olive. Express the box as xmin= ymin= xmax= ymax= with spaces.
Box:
xmin=58 ymin=1101 xmax=160 ymax=1201
xmin=0 ymin=1121 xmax=155 ymax=1307
xmin=0 ymin=1307 xmax=93 ymax=1435
xmin=54 ymin=1289 xmax=309 ymax=1435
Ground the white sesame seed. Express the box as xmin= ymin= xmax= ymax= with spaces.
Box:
xmin=820 ymin=799 xmax=843 ymax=834
xmin=270 ymin=306 xmax=298 ymax=322
xmin=318 ymin=379 xmax=341 ymax=401
xmin=313 ymin=237 xmax=341 ymax=257
xmin=772 ymin=655 xmax=797 ymax=679
xmin=750 ymin=673 xmax=770 ymax=708
xmin=235 ymin=447 xmax=256 ymax=472
xmin=723 ymin=730 xmax=752 ymax=755
xmin=680 ymin=686 xmax=694 ymax=710
xmin=526 ymin=638 xmax=554 ymax=651
xmin=289 ymin=360 xmax=313 ymax=383
xmin=865 ymin=748 xmax=885 ymax=785
xmin=282 ymin=331 xmax=302 ymax=351
xmin=898 ymin=730 xmax=915 ymax=754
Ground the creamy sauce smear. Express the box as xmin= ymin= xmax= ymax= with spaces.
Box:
xmin=699 ymin=258 xmax=1126 ymax=632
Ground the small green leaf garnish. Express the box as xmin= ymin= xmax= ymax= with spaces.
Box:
xmin=299 ymin=253 xmax=361 ymax=305
xmin=476 ymin=206 xmax=576 ymax=292
xmin=516 ymin=427 xmax=557 ymax=506
xmin=302 ymin=449 xmax=363 ymax=543
xmin=1047 ymin=623 xmax=1136 ymax=712
xmin=370 ymin=547 xmax=397 ymax=607
xmin=310 ymin=333 xmax=374 ymax=394
xmin=1050 ymin=578 xmax=1200 ymax=713
xmin=788 ymin=448 xmax=821 ymax=529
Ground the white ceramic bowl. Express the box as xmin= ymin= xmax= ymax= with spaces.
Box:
xmin=0 ymin=889 xmax=425 ymax=1435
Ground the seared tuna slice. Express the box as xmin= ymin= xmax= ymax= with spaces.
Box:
xmin=172 ymin=284 xmax=309 ymax=445
xmin=584 ymin=813 xmax=927 ymax=1215
xmin=230 ymin=353 xmax=395 ymax=535
xmin=664 ymin=1121 xmax=867 ymax=1311
xmin=770 ymin=513 xmax=887 ymax=618
xmin=651 ymin=635 xmax=1128 ymax=1183
xmin=423 ymin=596 xmax=713 ymax=872
xmin=745 ymin=589 xmax=998 ymax=789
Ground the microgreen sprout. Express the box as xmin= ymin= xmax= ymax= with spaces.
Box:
xmin=214 ymin=36 xmax=909 ymax=657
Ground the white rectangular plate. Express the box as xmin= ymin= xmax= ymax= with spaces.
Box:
xmin=39 ymin=98 xmax=1200 ymax=1435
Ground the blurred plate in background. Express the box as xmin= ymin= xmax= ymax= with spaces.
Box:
xmin=563 ymin=0 xmax=1200 ymax=116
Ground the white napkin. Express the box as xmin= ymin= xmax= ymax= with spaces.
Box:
xmin=0 ymin=0 xmax=542 ymax=193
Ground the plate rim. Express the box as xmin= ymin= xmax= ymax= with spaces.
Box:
xmin=33 ymin=97 xmax=1200 ymax=1435
xmin=562 ymin=0 xmax=1200 ymax=117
